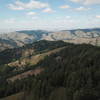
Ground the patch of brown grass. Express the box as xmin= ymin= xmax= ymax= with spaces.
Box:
xmin=0 ymin=92 xmax=24 ymax=100
xmin=7 ymin=68 xmax=44 ymax=82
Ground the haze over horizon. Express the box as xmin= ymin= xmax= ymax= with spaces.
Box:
xmin=0 ymin=0 xmax=100 ymax=32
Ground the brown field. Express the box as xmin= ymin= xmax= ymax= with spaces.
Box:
xmin=0 ymin=92 xmax=24 ymax=100
xmin=7 ymin=68 xmax=44 ymax=82
xmin=8 ymin=47 xmax=66 ymax=67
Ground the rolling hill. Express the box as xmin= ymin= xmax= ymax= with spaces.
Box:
xmin=0 ymin=28 xmax=100 ymax=51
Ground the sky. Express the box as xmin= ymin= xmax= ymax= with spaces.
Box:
xmin=0 ymin=0 xmax=100 ymax=31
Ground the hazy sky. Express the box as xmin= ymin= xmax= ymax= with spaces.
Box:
xmin=0 ymin=0 xmax=100 ymax=31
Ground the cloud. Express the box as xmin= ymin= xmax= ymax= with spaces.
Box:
xmin=75 ymin=6 xmax=91 ymax=11
xmin=27 ymin=12 xmax=36 ymax=16
xmin=84 ymin=0 xmax=100 ymax=5
xmin=66 ymin=16 xmax=71 ymax=19
xmin=96 ymin=15 xmax=100 ymax=19
xmin=70 ymin=0 xmax=81 ymax=3
xmin=32 ymin=16 xmax=39 ymax=20
xmin=8 ymin=0 xmax=49 ymax=10
xmin=70 ymin=0 xmax=100 ymax=5
xmin=59 ymin=5 xmax=70 ymax=9
xmin=42 ymin=8 xmax=54 ymax=13
xmin=8 ymin=4 xmax=24 ymax=10
xmin=4 ymin=18 xmax=16 ymax=24
xmin=51 ymin=17 xmax=80 ymax=30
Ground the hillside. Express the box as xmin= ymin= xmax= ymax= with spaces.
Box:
xmin=0 ymin=39 xmax=18 ymax=51
xmin=8 ymin=46 xmax=66 ymax=68
xmin=0 ymin=32 xmax=35 ymax=51
xmin=0 ymin=40 xmax=67 ymax=65
xmin=0 ymin=28 xmax=100 ymax=51
xmin=0 ymin=40 xmax=67 ymax=98
xmin=0 ymin=92 xmax=24 ymax=100
xmin=23 ymin=42 xmax=100 ymax=100
xmin=0 ymin=40 xmax=100 ymax=100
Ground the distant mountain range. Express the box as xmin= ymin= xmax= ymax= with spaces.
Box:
xmin=0 ymin=28 xmax=100 ymax=51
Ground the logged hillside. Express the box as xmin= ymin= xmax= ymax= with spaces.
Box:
xmin=0 ymin=40 xmax=100 ymax=100
xmin=8 ymin=46 xmax=65 ymax=68
xmin=0 ymin=40 xmax=67 ymax=65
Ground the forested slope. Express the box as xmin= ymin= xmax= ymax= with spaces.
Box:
xmin=0 ymin=41 xmax=100 ymax=100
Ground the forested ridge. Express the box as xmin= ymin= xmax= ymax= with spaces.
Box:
xmin=0 ymin=40 xmax=67 ymax=65
xmin=0 ymin=40 xmax=100 ymax=100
